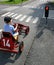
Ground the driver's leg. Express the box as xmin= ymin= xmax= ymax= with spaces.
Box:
xmin=13 ymin=32 xmax=19 ymax=43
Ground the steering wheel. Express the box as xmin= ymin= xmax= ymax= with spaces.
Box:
xmin=13 ymin=23 xmax=19 ymax=32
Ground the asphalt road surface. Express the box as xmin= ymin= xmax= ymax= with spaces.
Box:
xmin=0 ymin=0 xmax=51 ymax=65
xmin=25 ymin=18 xmax=54 ymax=65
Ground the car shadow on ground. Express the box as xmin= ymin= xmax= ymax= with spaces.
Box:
xmin=0 ymin=51 xmax=21 ymax=65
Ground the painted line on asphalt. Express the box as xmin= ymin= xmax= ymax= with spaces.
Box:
xmin=19 ymin=15 xmax=27 ymax=21
xmin=8 ymin=13 xmax=14 ymax=16
xmin=23 ymin=5 xmax=35 ymax=8
xmin=25 ymin=16 xmax=32 ymax=22
xmin=1 ymin=12 xmax=11 ymax=17
xmin=23 ymin=5 xmax=44 ymax=9
xmin=15 ymin=14 xmax=22 ymax=19
xmin=2 ymin=6 xmax=19 ymax=11
xmin=33 ymin=17 xmax=39 ymax=23
xmin=1 ymin=12 xmax=40 ymax=24
xmin=12 ymin=14 xmax=18 ymax=17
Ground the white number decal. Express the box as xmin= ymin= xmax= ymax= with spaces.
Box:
xmin=3 ymin=39 xmax=5 ymax=46
xmin=3 ymin=39 xmax=10 ymax=47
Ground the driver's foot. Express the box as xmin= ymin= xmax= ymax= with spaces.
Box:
xmin=16 ymin=41 xmax=19 ymax=44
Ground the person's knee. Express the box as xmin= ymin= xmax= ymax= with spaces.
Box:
xmin=14 ymin=36 xmax=18 ymax=40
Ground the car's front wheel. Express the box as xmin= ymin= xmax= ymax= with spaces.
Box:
xmin=19 ymin=41 xmax=24 ymax=53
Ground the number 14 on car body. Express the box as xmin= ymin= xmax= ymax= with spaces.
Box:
xmin=3 ymin=39 xmax=10 ymax=47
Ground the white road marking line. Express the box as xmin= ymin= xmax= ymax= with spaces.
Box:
xmin=23 ymin=5 xmax=44 ymax=9
xmin=8 ymin=13 xmax=14 ymax=16
xmin=1 ymin=12 xmax=11 ymax=17
xmin=33 ymin=17 xmax=39 ymax=23
xmin=23 ymin=5 xmax=34 ymax=8
xmin=25 ymin=16 xmax=32 ymax=22
xmin=2 ymin=6 xmax=19 ymax=11
xmin=0 ymin=29 xmax=3 ymax=32
xmin=19 ymin=15 xmax=27 ymax=21
xmin=23 ymin=5 xmax=29 ymax=7
xmin=12 ymin=14 xmax=18 ymax=17
xmin=15 ymin=14 xmax=22 ymax=19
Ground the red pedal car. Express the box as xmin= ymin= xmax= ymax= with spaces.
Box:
xmin=14 ymin=23 xmax=29 ymax=37
xmin=0 ymin=23 xmax=29 ymax=53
